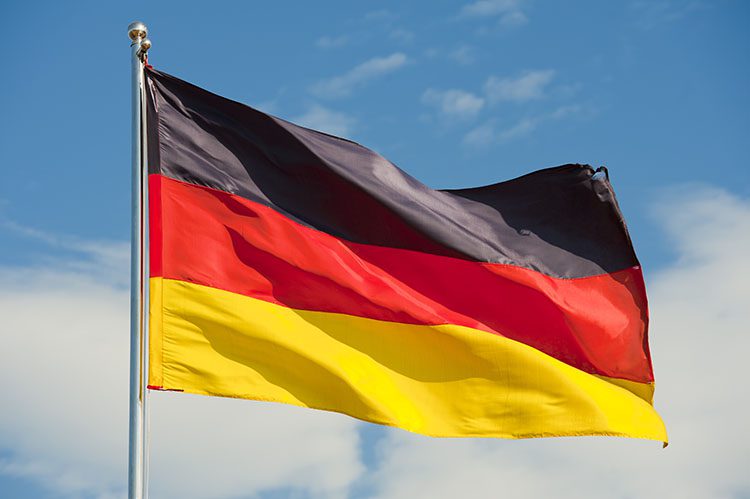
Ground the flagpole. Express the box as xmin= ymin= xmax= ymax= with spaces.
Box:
xmin=128 ymin=21 xmax=151 ymax=499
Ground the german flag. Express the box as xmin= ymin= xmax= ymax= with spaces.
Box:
xmin=144 ymin=68 xmax=667 ymax=443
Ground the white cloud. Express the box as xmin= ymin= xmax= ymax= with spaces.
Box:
xmin=497 ymin=9 xmax=528 ymax=27
xmin=0 ymin=230 xmax=363 ymax=498
xmin=292 ymin=104 xmax=356 ymax=137
xmin=495 ymin=116 xmax=538 ymax=141
xmin=463 ymin=105 xmax=579 ymax=145
xmin=0 ymin=259 xmax=131 ymax=497
xmin=447 ymin=45 xmax=477 ymax=65
xmin=316 ymin=35 xmax=349 ymax=49
xmin=462 ymin=121 xmax=496 ymax=146
xmin=460 ymin=0 xmax=528 ymax=26
xmin=148 ymin=395 xmax=362 ymax=498
xmin=484 ymin=69 xmax=556 ymax=103
xmin=389 ymin=28 xmax=415 ymax=43
xmin=311 ymin=53 xmax=408 ymax=99
xmin=422 ymin=88 xmax=485 ymax=120
xmin=364 ymin=9 xmax=397 ymax=22
xmin=630 ymin=0 xmax=707 ymax=30
xmin=0 ymin=218 xmax=129 ymax=287
xmin=365 ymin=186 xmax=750 ymax=499
xmin=417 ymin=68 xmax=563 ymax=140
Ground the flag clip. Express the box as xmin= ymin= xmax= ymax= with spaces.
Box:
xmin=592 ymin=166 xmax=609 ymax=181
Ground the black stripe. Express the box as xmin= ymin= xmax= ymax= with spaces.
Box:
xmin=145 ymin=68 xmax=638 ymax=278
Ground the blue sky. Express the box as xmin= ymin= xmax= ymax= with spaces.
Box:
xmin=1 ymin=1 xmax=748 ymax=498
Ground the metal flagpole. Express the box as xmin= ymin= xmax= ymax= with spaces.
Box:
xmin=128 ymin=21 xmax=151 ymax=499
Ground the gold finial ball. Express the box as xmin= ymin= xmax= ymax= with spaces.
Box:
xmin=128 ymin=21 xmax=148 ymax=41
xmin=140 ymin=38 xmax=152 ymax=52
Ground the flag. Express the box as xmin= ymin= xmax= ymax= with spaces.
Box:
xmin=144 ymin=67 xmax=667 ymax=442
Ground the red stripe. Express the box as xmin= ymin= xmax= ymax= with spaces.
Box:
xmin=149 ymin=170 xmax=163 ymax=277
xmin=147 ymin=385 xmax=183 ymax=392
xmin=149 ymin=174 xmax=653 ymax=383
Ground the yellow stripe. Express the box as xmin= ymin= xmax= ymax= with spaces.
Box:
xmin=149 ymin=277 xmax=667 ymax=442
xmin=148 ymin=274 xmax=164 ymax=388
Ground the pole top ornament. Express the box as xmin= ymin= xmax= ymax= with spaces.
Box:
xmin=128 ymin=22 xmax=151 ymax=61
xmin=128 ymin=22 xmax=148 ymax=42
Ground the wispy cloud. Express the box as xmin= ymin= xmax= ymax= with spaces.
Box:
xmin=422 ymin=89 xmax=485 ymax=120
xmin=315 ymin=34 xmax=349 ymax=49
xmin=365 ymin=9 xmax=398 ymax=22
xmin=463 ymin=105 xmax=579 ymax=145
xmin=461 ymin=121 xmax=495 ymax=146
xmin=420 ymin=69 xmax=561 ymax=136
xmin=389 ymin=28 xmax=415 ymax=44
xmin=0 ymin=218 xmax=129 ymax=286
xmin=630 ymin=0 xmax=707 ymax=30
xmin=484 ymin=70 xmax=556 ymax=103
xmin=460 ymin=0 xmax=528 ymax=26
xmin=311 ymin=53 xmax=409 ymax=99
xmin=292 ymin=104 xmax=356 ymax=137
xmin=447 ymin=45 xmax=477 ymax=65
